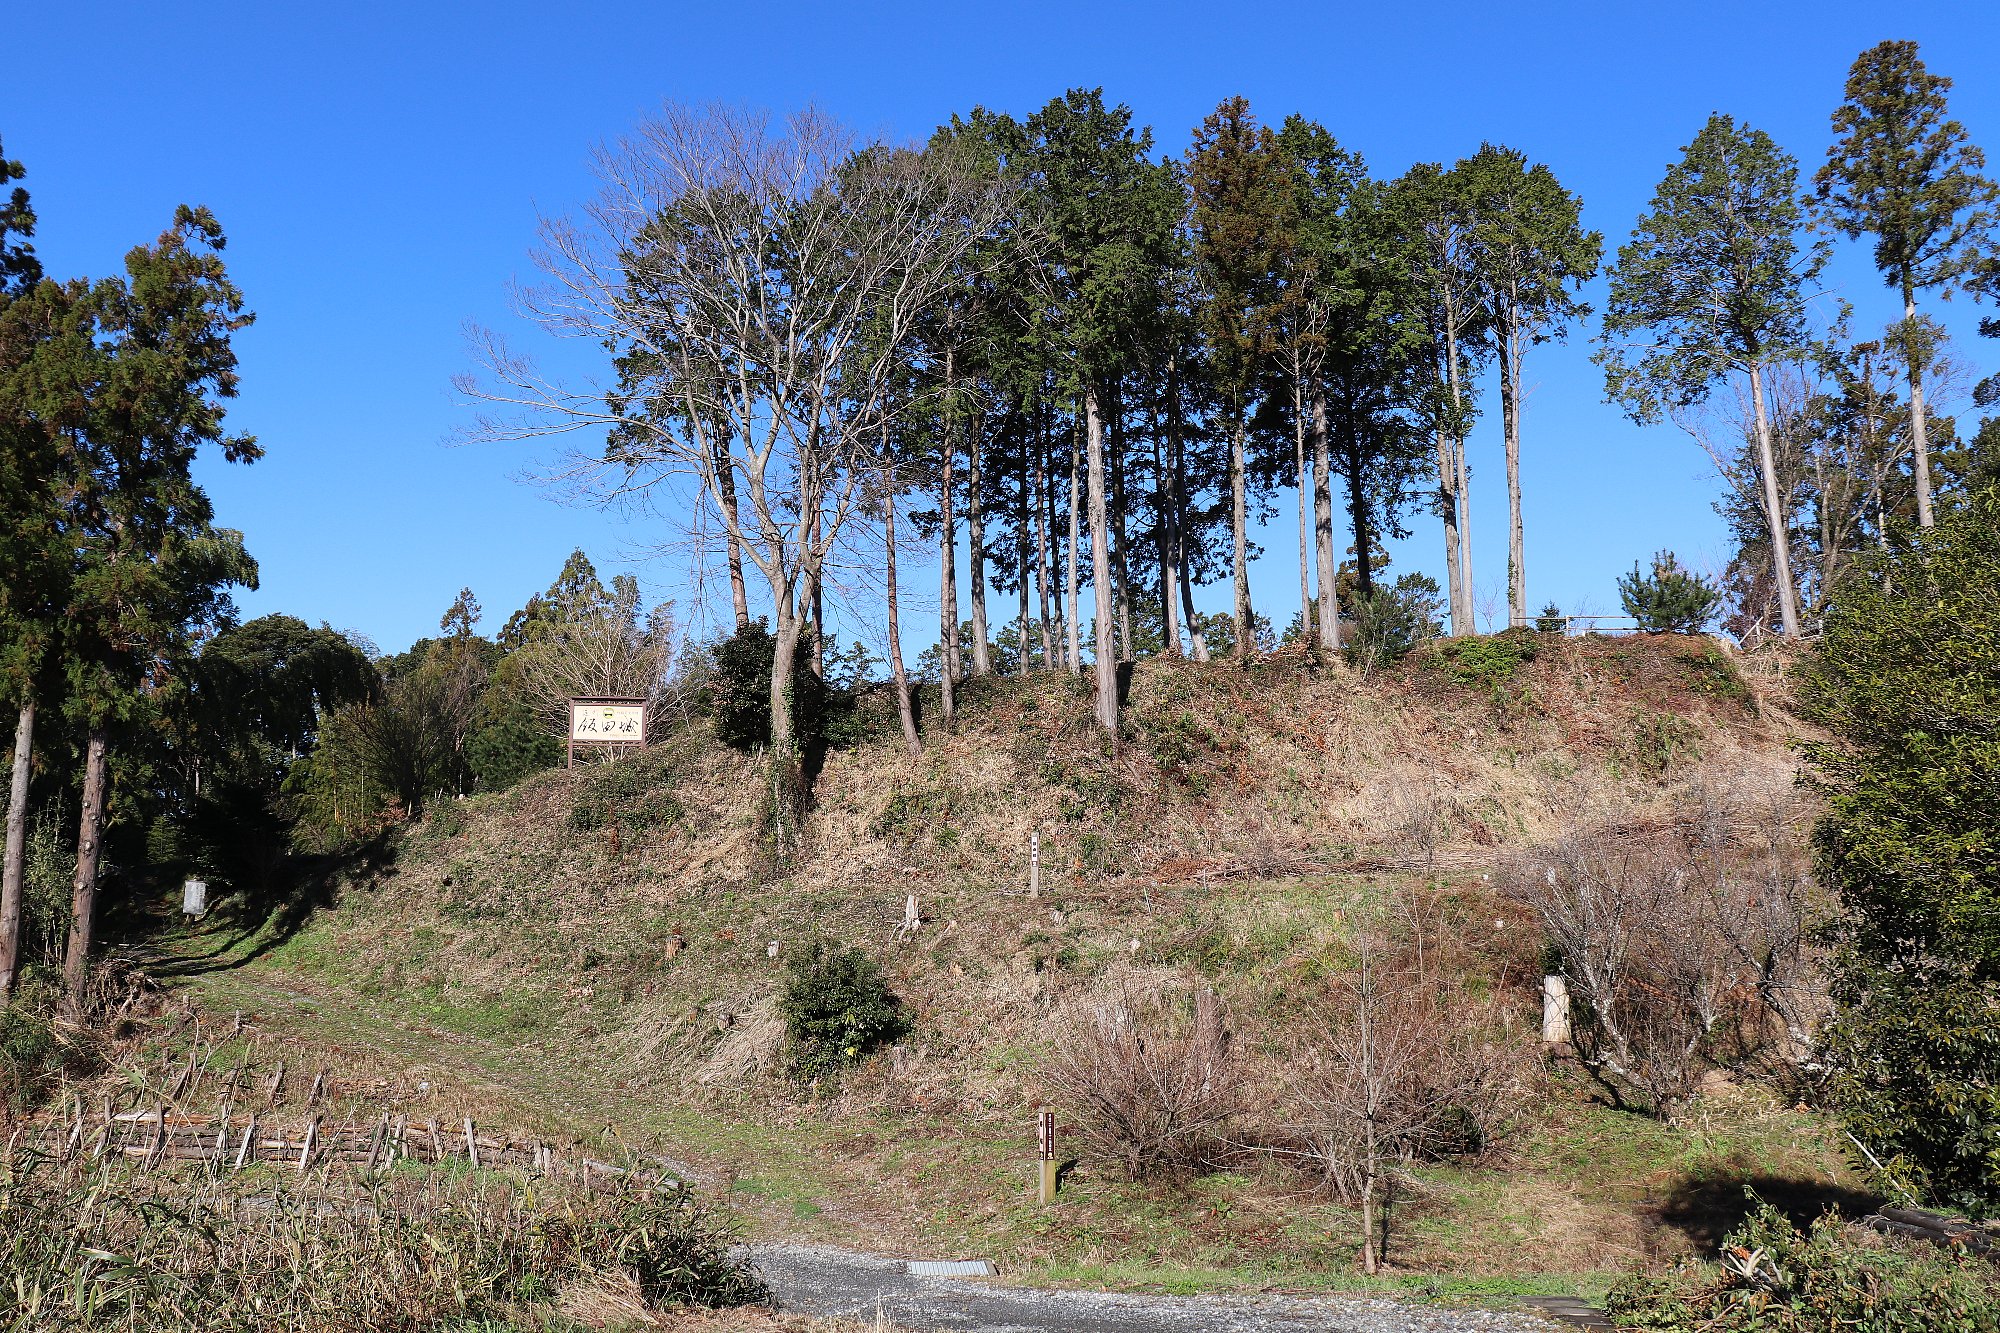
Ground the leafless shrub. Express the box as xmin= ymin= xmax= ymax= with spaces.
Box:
xmin=511 ymin=580 xmax=678 ymax=732
xmin=1508 ymin=782 xmax=1824 ymax=1118
xmin=1280 ymin=927 xmax=1531 ymax=1273
xmin=1044 ymin=973 xmax=1238 ymax=1181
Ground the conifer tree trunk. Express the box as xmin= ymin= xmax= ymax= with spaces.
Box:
xmin=1173 ymin=402 xmax=1211 ymax=663
xmin=939 ymin=400 xmax=959 ymax=724
xmin=1340 ymin=406 xmax=1376 ymax=597
xmin=1153 ymin=429 xmax=1181 ymax=655
xmin=1311 ymin=392 xmax=1339 ymax=655
xmin=1903 ymin=283 xmax=1936 ymax=529
xmin=1748 ymin=365 xmax=1804 ymax=637
xmin=1035 ymin=421 xmax=1055 ymax=671
xmin=1230 ymin=411 xmax=1252 ymax=657
xmin=968 ymin=414 xmax=992 ymax=674
xmin=1501 ymin=305 xmax=1527 ymax=628
xmin=1018 ymin=445 xmax=1033 ymax=676
xmin=0 ymin=695 xmax=35 ymax=1005
xmin=1085 ymin=384 xmax=1118 ymax=732
xmin=62 ymin=727 xmax=109 ymax=1020
xmin=1443 ymin=288 xmax=1477 ymax=635
xmin=1293 ymin=365 xmax=1313 ymax=638
xmin=883 ymin=477 xmax=922 ymax=756
xmin=1065 ymin=421 xmax=1082 ymax=675
xmin=1110 ymin=405 xmax=1133 ymax=662
xmin=1438 ymin=430 xmax=1464 ymax=633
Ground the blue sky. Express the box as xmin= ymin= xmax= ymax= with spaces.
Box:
xmin=7 ymin=2 xmax=1999 ymax=654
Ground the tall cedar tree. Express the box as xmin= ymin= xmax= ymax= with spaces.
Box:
xmin=1817 ymin=40 xmax=1999 ymax=530
xmin=1018 ymin=90 xmax=1179 ymax=729
xmin=0 ymin=135 xmax=47 ymax=1003
xmin=1599 ymin=114 xmax=1829 ymax=640
xmin=53 ymin=207 xmax=260 ymax=1015
xmin=1390 ymin=161 xmax=1487 ymax=635
xmin=1273 ymin=118 xmax=1369 ymax=653
xmin=1458 ymin=144 xmax=1599 ymax=628
xmin=1188 ymin=98 xmax=1295 ymax=658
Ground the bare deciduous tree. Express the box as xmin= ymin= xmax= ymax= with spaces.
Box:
xmin=511 ymin=579 xmax=677 ymax=732
xmin=461 ymin=103 xmax=1009 ymax=794
xmin=1282 ymin=926 xmax=1526 ymax=1273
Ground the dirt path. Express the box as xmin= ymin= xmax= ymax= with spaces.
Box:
xmin=745 ymin=1243 xmax=1567 ymax=1333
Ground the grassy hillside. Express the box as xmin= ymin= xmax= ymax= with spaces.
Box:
xmin=140 ymin=632 xmax=1855 ymax=1300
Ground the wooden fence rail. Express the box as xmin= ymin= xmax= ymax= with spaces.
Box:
xmin=11 ymin=1106 xmax=644 ymax=1186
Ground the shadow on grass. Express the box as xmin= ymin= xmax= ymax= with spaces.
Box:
xmin=1647 ymin=1171 xmax=1881 ymax=1255
xmin=148 ymin=835 xmax=396 ymax=979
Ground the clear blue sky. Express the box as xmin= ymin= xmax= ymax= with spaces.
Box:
xmin=7 ymin=2 xmax=1999 ymax=654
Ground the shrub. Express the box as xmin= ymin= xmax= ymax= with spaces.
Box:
xmin=1344 ymin=574 xmax=1445 ymax=673
xmin=1432 ymin=631 xmax=1538 ymax=696
xmin=1607 ymin=1202 xmax=2000 ymax=1332
xmin=1045 ymin=976 xmax=1239 ymax=1181
xmin=1802 ymin=489 xmax=2000 ymax=1214
xmin=1535 ymin=602 xmax=1568 ymax=634
xmin=778 ymin=941 xmax=908 ymax=1081
xmin=1618 ymin=550 xmax=1721 ymax=633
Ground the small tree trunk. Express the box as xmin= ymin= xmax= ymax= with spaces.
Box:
xmin=1312 ymin=391 xmax=1340 ymax=656
xmin=1747 ymin=364 xmax=1803 ymax=638
xmin=62 ymin=726 xmax=109 ymax=1021
xmin=1904 ymin=287 xmax=1936 ymax=530
xmin=1174 ymin=414 xmax=1211 ymax=664
xmin=713 ymin=428 xmax=752 ymax=631
xmin=1230 ymin=411 xmax=1252 ymax=657
xmin=968 ymin=415 xmax=992 ymax=676
xmin=939 ymin=404 xmax=959 ymax=724
xmin=1341 ymin=411 xmax=1376 ymax=597
xmin=1153 ymin=428 xmax=1181 ymax=656
xmin=1085 ymin=385 xmax=1119 ymax=733
xmin=0 ymin=694 xmax=35 ymax=1005
xmin=1035 ymin=420 xmax=1055 ymax=671
xmin=883 ymin=481 xmax=921 ymax=757
xmin=1065 ymin=421 xmax=1082 ymax=675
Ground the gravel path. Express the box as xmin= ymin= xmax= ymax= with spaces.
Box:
xmin=743 ymin=1243 xmax=1575 ymax=1333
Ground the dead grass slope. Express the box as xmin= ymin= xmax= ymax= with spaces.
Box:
xmin=271 ymin=634 xmax=1802 ymax=1099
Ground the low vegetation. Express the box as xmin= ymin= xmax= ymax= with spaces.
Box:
xmin=0 ymin=1149 xmax=764 ymax=1332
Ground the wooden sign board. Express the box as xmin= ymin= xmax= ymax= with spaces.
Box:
xmin=567 ymin=697 xmax=647 ymax=766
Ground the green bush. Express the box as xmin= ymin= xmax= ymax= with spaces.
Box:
xmin=1535 ymin=602 xmax=1568 ymax=633
xmin=1343 ymin=574 xmax=1445 ymax=673
xmin=0 ymin=985 xmax=66 ymax=1113
xmin=465 ymin=703 xmax=562 ymax=792
xmin=777 ymin=941 xmax=908 ymax=1081
xmin=709 ymin=621 xmax=821 ymax=753
xmin=1618 ymin=550 xmax=1721 ymax=633
xmin=1433 ymin=632 xmax=1538 ymax=691
xmin=1802 ymin=488 xmax=2000 ymax=1214
xmin=1607 ymin=1202 xmax=2000 ymax=1332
